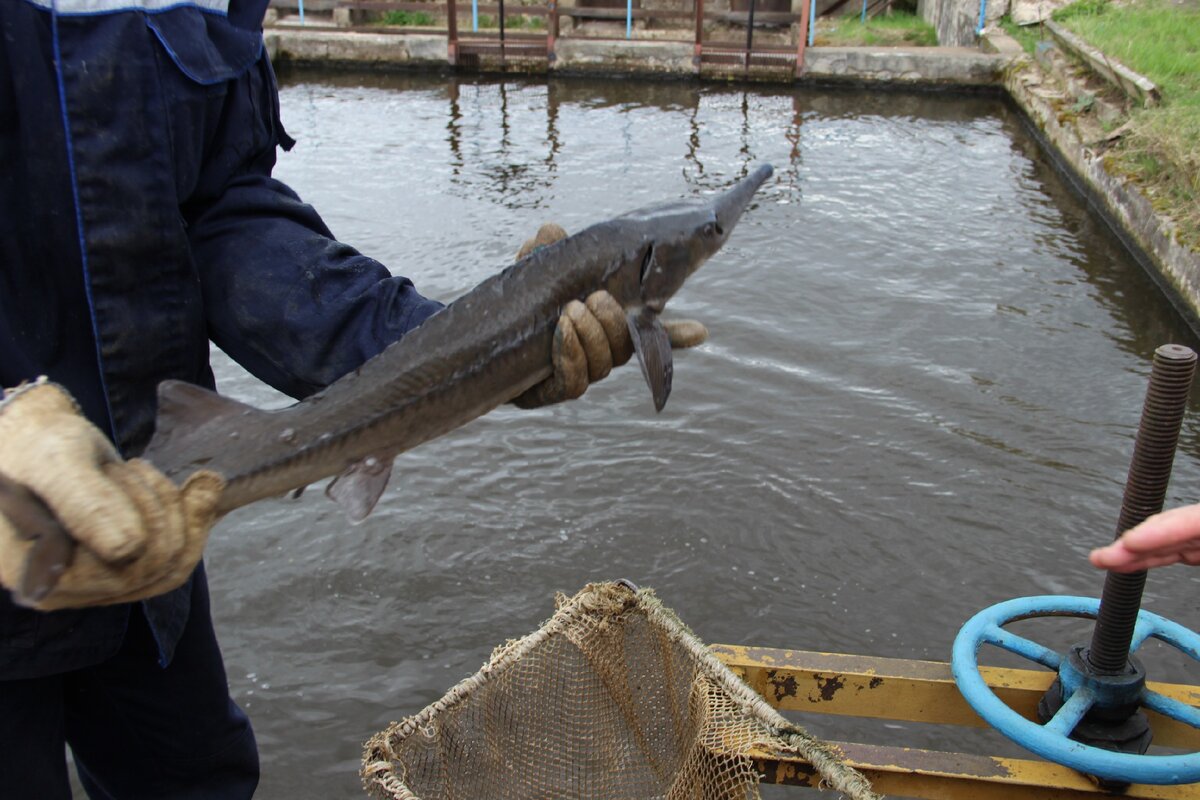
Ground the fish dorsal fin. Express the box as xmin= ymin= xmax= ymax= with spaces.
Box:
xmin=627 ymin=309 xmax=673 ymax=412
xmin=147 ymin=381 xmax=269 ymax=468
xmin=157 ymin=380 xmax=261 ymax=424
xmin=325 ymin=455 xmax=394 ymax=523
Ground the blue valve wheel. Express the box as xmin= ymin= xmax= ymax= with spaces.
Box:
xmin=951 ymin=595 xmax=1200 ymax=785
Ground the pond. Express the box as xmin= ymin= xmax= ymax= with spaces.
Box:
xmin=204 ymin=69 xmax=1200 ymax=798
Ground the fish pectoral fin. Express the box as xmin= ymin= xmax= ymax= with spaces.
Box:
xmin=627 ymin=308 xmax=673 ymax=412
xmin=325 ymin=455 xmax=394 ymax=523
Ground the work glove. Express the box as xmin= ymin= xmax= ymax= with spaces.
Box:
xmin=0 ymin=379 xmax=224 ymax=611
xmin=511 ymin=223 xmax=709 ymax=409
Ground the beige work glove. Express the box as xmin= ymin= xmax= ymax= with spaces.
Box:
xmin=0 ymin=379 xmax=224 ymax=611
xmin=511 ymin=223 xmax=709 ymax=409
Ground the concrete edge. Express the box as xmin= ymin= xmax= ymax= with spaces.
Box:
xmin=1004 ymin=55 xmax=1200 ymax=326
xmin=1044 ymin=21 xmax=1160 ymax=108
xmin=802 ymin=46 xmax=1004 ymax=86
xmin=266 ymin=28 xmax=1006 ymax=85
xmin=267 ymin=30 xmax=450 ymax=67
xmin=979 ymin=28 xmax=1024 ymax=58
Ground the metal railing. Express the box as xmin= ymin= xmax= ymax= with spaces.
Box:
xmin=335 ymin=0 xmax=812 ymax=76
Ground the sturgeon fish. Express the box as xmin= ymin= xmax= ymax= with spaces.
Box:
xmin=10 ymin=164 xmax=773 ymax=599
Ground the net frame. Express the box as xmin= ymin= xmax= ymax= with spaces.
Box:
xmin=363 ymin=581 xmax=879 ymax=800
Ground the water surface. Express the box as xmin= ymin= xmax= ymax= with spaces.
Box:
xmin=204 ymin=71 xmax=1200 ymax=798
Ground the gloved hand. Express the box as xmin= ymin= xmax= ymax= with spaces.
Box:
xmin=512 ymin=223 xmax=709 ymax=409
xmin=0 ymin=380 xmax=224 ymax=610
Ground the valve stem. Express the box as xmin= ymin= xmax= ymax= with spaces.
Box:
xmin=1088 ymin=344 xmax=1197 ymax=675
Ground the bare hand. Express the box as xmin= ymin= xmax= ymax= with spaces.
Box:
xmin=1089 ymin=504 xmax=1200 ymax=572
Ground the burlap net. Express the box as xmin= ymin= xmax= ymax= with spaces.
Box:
xmin=362 ymin=582 xmax=879 ymax=800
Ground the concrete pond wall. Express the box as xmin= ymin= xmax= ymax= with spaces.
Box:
xmin=918 ymin=0 xmax=980 ymax=47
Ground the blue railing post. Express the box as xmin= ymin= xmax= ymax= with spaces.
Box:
xmin=299 ymin=0 xmax=305 ymax=24
xmin=976 ymin=0 xmax=987 ymax=34
xmin=472 ymin=0 xmax=479 ymax=31
xmin=626 ymin=0 xmax=632 ymax=38
xmin=807 ymin=0 xmax=815 ymax=46
xmin=859 ymin=0 xmax=866 ymax=23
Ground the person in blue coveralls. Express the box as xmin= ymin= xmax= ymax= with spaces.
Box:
xmin=0 ymin=2 xmax=699 ymax=796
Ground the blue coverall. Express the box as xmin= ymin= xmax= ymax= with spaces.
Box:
xmin=0 ymin=1 xmax=444 ymax=795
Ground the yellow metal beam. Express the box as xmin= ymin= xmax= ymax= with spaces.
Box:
xmin=751 ymin=740 xmax=1200 ymax=799
xmin=712 ymin=644 xmax=1200 ymax=749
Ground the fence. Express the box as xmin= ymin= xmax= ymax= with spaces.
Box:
xmin=334 ymin=0 xmax=812 ymax=76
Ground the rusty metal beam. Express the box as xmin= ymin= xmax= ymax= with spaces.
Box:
xmin=794 ymin=0 xmax=808 ymax=75
xmin=446 ymin=0 xmax=458 ymax=63
xmin=752 ymin=740 xmax=1200 ymax=799
xmin=556 ymin=5 xmax=695 ymax=18
xmin=711 ymin=645 xmax=1200 ymax=749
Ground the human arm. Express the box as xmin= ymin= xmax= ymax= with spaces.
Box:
xmin=176 ymin=54 xmax=445 ymax=399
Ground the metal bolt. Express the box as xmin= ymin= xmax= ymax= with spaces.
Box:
xmin=1088 ymin=344 xmax=1197 ymax=675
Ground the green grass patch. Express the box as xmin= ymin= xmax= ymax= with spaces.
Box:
xmin=377 ymin=8 xmax=437 ymax=26
xmin=1051 ymin=0 xmax=1109 ymax=20
xmin=377 ymin=7 xmax=546 ymax=29
xmin=1054 ymin=0 xmax=1200 ymax=99
xmin=999 ymin=15 xmax=1046 ymax=54
xmin=469 ymin=12 xmax=545 ymax=29
xmin=814 ymin=12 xmax=938 ymax=46
xmin=1053 ymin=0 xmax=1200 ymax=249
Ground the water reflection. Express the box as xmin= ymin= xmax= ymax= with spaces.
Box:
xmin=296 ymin=67 xmax=1022 ymax=215
xmin=443 ymin=81 xmax=559 ymax=207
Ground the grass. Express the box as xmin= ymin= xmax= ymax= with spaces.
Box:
xmin=814 ymin=11 xmax=938 ymax=46
xmin=474 ymin=13 xmax=546 ymax=29
xmin=999 ymin=15 xmax=1042 ymax=54
xmin=378 ymin=9 xmax=437 ymax=26
xmin=1054 ymin=0 xmax=1200 ymax=98
xmin=377 ymin=8 xmax=545 ymax=29
xmin=1050 ymin=0 xmax=1200 ymax=249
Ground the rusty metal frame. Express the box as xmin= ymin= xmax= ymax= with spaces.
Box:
xmin=692 ymin=0 xmax=809 ymax=78
xmin=445 ymin=1 xmax=555 ymax=67
xmin=340 ymin=0 xmax=555 ymax=67
xmin=338 ymin=0 xmax=810 ymax=75
xmin=712 ymin=645 xmax=1200 ymax=799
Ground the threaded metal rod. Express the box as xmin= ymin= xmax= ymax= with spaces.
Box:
xmin=1088 ymin=344 xmax=1197 ymax=674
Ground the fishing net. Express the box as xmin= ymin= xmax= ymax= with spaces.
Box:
xmin=362 ymin=581 xmax=879 ymax=800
